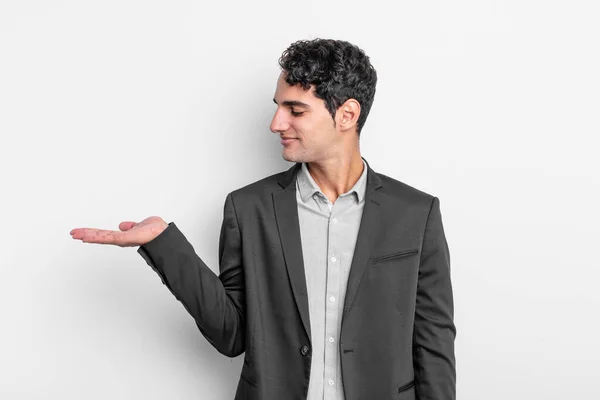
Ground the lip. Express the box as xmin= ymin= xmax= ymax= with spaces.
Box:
xmin=281 ymin=138 xmax=297 ymax=145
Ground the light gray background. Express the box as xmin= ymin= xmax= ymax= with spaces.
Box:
xmin=1 ymin=1 xmax=599 ymax=399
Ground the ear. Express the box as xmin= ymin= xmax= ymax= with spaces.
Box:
xmin=337 ymin=99 xmax=361 ymax=134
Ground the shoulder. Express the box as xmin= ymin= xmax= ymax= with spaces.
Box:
xmin=229 ymin=170 xmax=287 ymax=199
xmin=375 ymin=170 xmax=437 ymax=206
xmin=222 ymin=168 xmax=291 ymax=216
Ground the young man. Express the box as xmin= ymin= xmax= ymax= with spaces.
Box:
xmin=70 ymin=38 xmax=456 ymax=400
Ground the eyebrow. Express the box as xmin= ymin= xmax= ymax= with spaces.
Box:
xmin=273 ymin=98 xmax=311 ymax=108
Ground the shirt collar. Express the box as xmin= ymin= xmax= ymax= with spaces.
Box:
xmin=296 ymin=158 xmax=368 ymax=204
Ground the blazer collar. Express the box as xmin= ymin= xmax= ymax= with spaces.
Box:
xmin=277 ymin=156 xmax=382 ymax=192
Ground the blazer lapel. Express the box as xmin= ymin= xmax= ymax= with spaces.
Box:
xmin=342 ymin=159 xmax=383 ymax=320
xmin=273 ymin=163 xmax=312 ymax=341
xmin=272 ymin=158 xmax=384 ymax=343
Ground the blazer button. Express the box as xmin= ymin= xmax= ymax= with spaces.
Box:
xmin=300 ymin=345 xmax=310 ymax=356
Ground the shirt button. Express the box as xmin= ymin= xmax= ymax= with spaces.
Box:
xmin=328 ymin=379 xmax=334 ymax=386
xmin=331 ymin=257 xmax=337 ymax=262
xmin=329 ymin=296 xmax=335 ymax=302
xmin=329 ymin=337 xmax=335 ymax=343
xmin=300 ymin=345 xmax=310 ymax=356
xmin=332 ymin=218 xmax=338 ymax=223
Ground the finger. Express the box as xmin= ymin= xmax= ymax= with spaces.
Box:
xmin=70 ymin=228 xmax=85 ymax=235
xmin=71 ymin=228 xmax=124 ymax=245
xmin=119 ymin=221 xmax=137 ymax=231
xmin=70 ymin=228 xmax=92 ymax=239
xmin=70 ymin=227 xmax=109 ymax=237
xmin=84 ymin=230 xmax=123 ymax=245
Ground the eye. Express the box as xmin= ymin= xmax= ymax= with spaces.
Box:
xmin=291 ymin=110 xmax=304 ymax=117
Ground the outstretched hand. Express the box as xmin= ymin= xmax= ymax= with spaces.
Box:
xmin=70 ymin=216 xmax=169 ymax=247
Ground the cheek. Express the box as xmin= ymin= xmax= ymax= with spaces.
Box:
xmin=293 ymin=115 xmax=333 ymax=143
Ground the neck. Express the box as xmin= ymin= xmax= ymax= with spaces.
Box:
xmin=306 ymin=150 xmax=365 ymax=204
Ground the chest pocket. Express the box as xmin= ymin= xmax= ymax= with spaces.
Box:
xmin=370 ymin=248 xmax=419 ymax=265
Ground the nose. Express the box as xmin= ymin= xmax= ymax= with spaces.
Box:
xmin=270 ymin=108 xmax=290 ymax=134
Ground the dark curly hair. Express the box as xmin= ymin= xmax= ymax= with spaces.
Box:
xmin=278 ymin=38 xmax=377 ymax=137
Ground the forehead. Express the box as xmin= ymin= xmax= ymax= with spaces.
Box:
xmin=273 ymin=72 xmax=317 ymax=103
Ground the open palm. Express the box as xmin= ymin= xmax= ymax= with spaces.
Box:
xmin=70 ymin=216 xmax=168 ymax=247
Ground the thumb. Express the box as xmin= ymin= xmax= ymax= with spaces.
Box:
xmin=118 ymin=221 xmax=137 ymax=231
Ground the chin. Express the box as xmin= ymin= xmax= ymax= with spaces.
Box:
xmin=281 ymin=146 xmax=314 ymax=164
xmin=281 ymin=153 xmax=296 ymax=163
xmin=282 ymin=152 xmax=307 ymax=164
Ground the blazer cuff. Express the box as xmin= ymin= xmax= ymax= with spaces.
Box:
xmin=137 ymin=221 xmax=180 ymax=286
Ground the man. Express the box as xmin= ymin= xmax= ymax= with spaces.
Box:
xmin=70 ymin=38 xmax=456 ymax=400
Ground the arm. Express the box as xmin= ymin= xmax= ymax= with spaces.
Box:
xmin=413 ymin=196 xmax=457 ymax=399
xmin=137 ymin=192 xmax=246 ymax=357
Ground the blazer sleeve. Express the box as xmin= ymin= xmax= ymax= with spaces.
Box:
xmin=413 ymin=196 xmax=457 ymax=400
xmin=137 ymin=192 xmax=246 ymax=357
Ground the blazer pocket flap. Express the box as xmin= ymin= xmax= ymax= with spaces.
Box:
xmin=370 ymin=248 xmax=419 ymax=264
xmin=398 ymin=379 xmax=415 ymax=393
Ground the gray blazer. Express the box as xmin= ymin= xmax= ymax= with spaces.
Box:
xmin=137 ymin=158 xmax=456 ymax=400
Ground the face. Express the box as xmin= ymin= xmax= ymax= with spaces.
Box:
xmin=270 ymin=72 xmax=340 ymax=164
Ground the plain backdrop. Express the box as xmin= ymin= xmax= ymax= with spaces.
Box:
xmin=1 ymin=1 xmax=599 ymax=399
